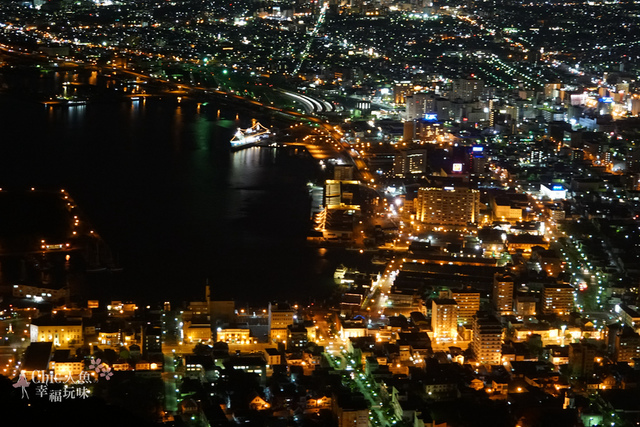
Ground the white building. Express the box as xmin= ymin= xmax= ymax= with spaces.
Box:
xmin=540 ymin=184 xmax=567 ymax=201
xmin=30 ymin=317 xmax=83 ymax=348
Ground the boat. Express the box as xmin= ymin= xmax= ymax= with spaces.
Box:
xmin=230 ymin=121 xmax=271 ymax=151
xmin=66 ymin=99 xmax=87 ymax=106
xmin=334 ymin=265 xmax=347 ymax=281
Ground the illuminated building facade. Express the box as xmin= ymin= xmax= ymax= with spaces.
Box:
xmin=542 ymin=284 xmax=574 ymax=316
xmin=325 ymin=179 xmax=360 ymax=209
xmin=393 ymin=149 xmax=428 ymax=178
xmin=618 ymin=304 xmax=640 ymax=328
xmin=505 ymin=234 xmax=550 ymax=254
xmin=415 ymin=186 xmax=480 ymax=226
xmin=515 ymin=294 xmax=537 ymax=317
xmin=184 ymin=322 xmax=212 ymax=343
xmin=405 ymin=92 xmax=437 ymax=120
xmin=471 ymin=313 xmax=503 ymax=365
xmin=216 ymin=327 xmax=252 ymax=344
xmin=493 ymin=273 xmax=515 ymax=316
xmin=451 ymin=78 xmax=484 ymax=102
xmin=30 ymin=317 xmax=83 ymax=348
xmin=51 ymin=360 xmax=85 ymax=378
xmin=431 ymin=298 xmax=458 ymax=343
xmin=451 ymin=288 xmax=481 ymax=326
xmin=287 ymin=323 xmax=308 ymax=350
xmin=394 ymin=82 xmax=412 ymax=104
xmin=540 ymin=183 xmax=567 ymax=200
xmin=492 ymin=197 xmax=523 ymax=222
xmin=615 ymin=327 xmax=640 ymax=363
xmin=268 ymin=302 xmax=295 ymax=343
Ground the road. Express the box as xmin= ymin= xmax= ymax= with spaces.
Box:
xmin=323 ymin=348 xmax=394 ymax=427
xmin=162 ymin=353 xmax=179 ymax=414
xmin=362 ymin=258 xmax=399 ymax=316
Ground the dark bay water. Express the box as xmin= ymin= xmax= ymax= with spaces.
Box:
xmin=0 ymin=92 xmax=343 ymax=305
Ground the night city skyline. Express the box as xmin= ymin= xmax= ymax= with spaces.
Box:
xmin=0 ymin=0 xmax=640 ymax=426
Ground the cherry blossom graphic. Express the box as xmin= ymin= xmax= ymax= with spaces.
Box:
xmin=99 ymin=368 xmax=113 ymax=380
xmin=88 ymin=358 xmax=103 ymax=373
xmin=89 ymin=357 xmax=113 ymax=380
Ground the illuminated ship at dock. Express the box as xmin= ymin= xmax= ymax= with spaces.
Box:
xmin=230 ymin=121 xmax=271 ymax=151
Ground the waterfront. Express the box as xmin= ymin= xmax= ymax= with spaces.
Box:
xmin=0 ymin=93 xmax=354 ymax=304
xmin=2 ymin=2 xmax=640 ymax=425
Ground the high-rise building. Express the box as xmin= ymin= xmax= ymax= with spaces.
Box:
xmin=268 ymin=302 xmax=295 ymax=343
xmin=143 ymin=325 xmax=162 ymax=358
xmin=394 ymin=82 xmax=412 ymax=104
xmin=450 ymin=288 xmax=481 ymax=326
xmin=469 ymin=145 xmax=487 ymax=175
xmin=431 ymin=298 xmax=458 ymax=343
xmin=334 ymin=165 xmax=355 ymax=181
xmin=415 ymin=186 xmax=480 ymax=226
xmin=405 ymin=93 xmax=451 ymax=121
xmin=618 ymin=304 xmax=640 ymax=328
xmin=493 ymin=273 xmax=514 ymax=316
xmin=514 ymin=293 xmax=537 ymax=317
xmin=325 ymin=179 xmax=360 ymax=209
xmin=631 ymin=97 xmax=640 ymax=116
xmin=451 ymin=78 xmax=484 ymax=102
xmin=615 ymin=326 xmax=640 ymax=363
xmin=471 ymin=312 xmax=503 ymax=365
xmin=568 ymin=342 xmax=596 ymax=378
xmin=325 ymin=180 xmax=343 ymax=208
xmin=405 ymin=92 xmax=436 ymax=120
xmin=393 ymin=149 xmax=428 ymax=178
xmin=287 ymin=323 xmax=308 ymax=350
xmin=542 ymin=283 xmax=574 ymax=316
